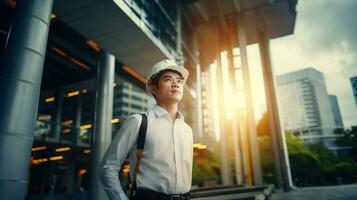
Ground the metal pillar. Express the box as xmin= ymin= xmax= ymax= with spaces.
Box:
xmin=0 ymin=0 xmax=53 ymax=199
xmin=89 ymin=51 xmax=115 ymax=200
xmin=52 ymin=88 xmax=63 ymax=142
xmin=226 ymin=38 xmax=246 ymax=185
xmin=195 ymin=63 xmax=203 ymax=137
xmin=226 ymin=47 xmax=244 ymax=185
xmin=74 ymin=93 xmax=83 ymax=144
xmin=236 ymin=15 xmax=263 ymax=185
xmin=232 ymin=111 xmax=244 ymax=185
xmin=237 ymin=109 xmax=249 ymax=185
xmin=193 ymin=33 xmax=203 ymax=138
xmin=258 ymin=31 xmax=293 ymax=191
xmin=216 ymin=52 xmax=233 ymax=185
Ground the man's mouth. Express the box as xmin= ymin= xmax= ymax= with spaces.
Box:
xmin=171 ymin=90 xmax=181 ymax=94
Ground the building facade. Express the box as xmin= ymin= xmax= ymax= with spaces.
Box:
xmin=328 ymin=95 xmax=344 ymax=128
xmin=276 ymin=68 xmax=343 ymax=154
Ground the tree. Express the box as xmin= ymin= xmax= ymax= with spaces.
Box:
xmin=258 ymin=136 xmax=275 ymax=183
xmin=285 ymin=131 xmax=323 ymax=186
xmin=257 ymin=112 xmax=275 ymax=183
xmin=335 ymin=126 xmax=357 ymax=161
xmin=289 ymin=151 xmax=323 ymax=186
xmin=308 ymin=144 xmax=337 ymax=170
xmin=192 ymin=148 xmax=219 ymax=187
xmin=257 ymin=112 xmax=270 ymax=137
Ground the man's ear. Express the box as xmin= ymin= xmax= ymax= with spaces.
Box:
xmin=149 ymin=85 xmax=158 ymax=95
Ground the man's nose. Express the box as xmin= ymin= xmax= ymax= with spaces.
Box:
xmin=172 ymin=80 xmax=179 ymax=88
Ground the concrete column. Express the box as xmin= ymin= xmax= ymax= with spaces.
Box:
xmin=236 ymin=15 xmax=263 ymax=185
xmin=216 ymin=52 xmax=233 ymax=185
xmin=258 ymin=31 xmax=293 ymax=191
xmin=74 ymin=93 xmax=83 ymax=145
xmin=225 ymin=43 xmax=245 ymax=185
xmin=52 ymin=88 xmax=63 ymax=142
xmin=195 ymin=63 xmax=203 ymax=138
xmin=193 ymin=33 xmax=203 ymax=138
xmin=232 ymin=111 xmax=244 ymax=185
xmin=89 ymin=51 xmax=115 ymax=200
xmin=226 ymin=47 xmax=244 ymax=185
xmin=0 ymin=0 xmax=53 ymax=199
xmin=237 ymin=110 xmax=249 ymax=185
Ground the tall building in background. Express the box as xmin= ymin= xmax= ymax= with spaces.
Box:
xmin=113 ymin=82 xmax=156 ymax=119
xmin=276 ymin=68 xmax=343 ymax=154
xmin=328 ymin=95 xmax=344 ymax=127
xmin=351 ymin=76 xmax=357 ymax=109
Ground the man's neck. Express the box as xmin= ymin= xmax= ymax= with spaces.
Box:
xmin=157 ymin=102 xmax=178 ymax=120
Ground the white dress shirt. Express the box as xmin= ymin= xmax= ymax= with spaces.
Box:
xmin=99 ymin=105 xmax=193 ymax=200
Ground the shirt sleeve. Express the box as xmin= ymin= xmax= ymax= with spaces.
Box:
xmin=99 ymin=114 xmax=141 ymax=200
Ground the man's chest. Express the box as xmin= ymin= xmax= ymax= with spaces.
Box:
xmin=143 ymin=118 xmax=191 ymax=159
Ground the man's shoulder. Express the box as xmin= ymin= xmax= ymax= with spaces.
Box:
xmin=123 ymin=113 xmax=143 ymax=125
xmin=125 ymin=109 xmax=154 ymax=123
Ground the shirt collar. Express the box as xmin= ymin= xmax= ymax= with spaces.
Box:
xmin=153 ymin=104 xmax=184 ymax=121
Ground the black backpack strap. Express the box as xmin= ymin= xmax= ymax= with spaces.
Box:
xmin=136 ymin=113 xmax=148 ymax=150
xmin=129 ymin=113 xmax=147 ymax=199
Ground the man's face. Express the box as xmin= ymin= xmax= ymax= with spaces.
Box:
xmin=150 ymin=71 xmax=184 ymax=103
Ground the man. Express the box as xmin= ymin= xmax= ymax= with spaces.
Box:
xmin=99 ymin=59 xmax=193 ymax=200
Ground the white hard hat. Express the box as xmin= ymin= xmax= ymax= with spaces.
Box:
xmin=146 ymin=59 xmax=189 ymax=96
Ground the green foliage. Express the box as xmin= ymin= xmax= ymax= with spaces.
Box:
xmin=308 ymin=144 xmax=337 ymax=170
xmin=256 ymin=122 xmax=357 ymax=186
xmin=192 ymin=161 xmax=218 ymax=185
xmin=285 ymin=129 xmax=357 ymax=186
xmin=258 ymin=136 xmax=275 ymax=183
xmin=334 ymin=162 xmax=356 ymax=182
xmin=257 ymin=112 xmax=270 ymax=137
xmin=192 ymin=148 xmax=219 ymax=186
xmin=336 ymin=126 xmax=357 ymax=161
xmin=284 ymin=131 xmax=323 ymax=186
xmin=257 ymin=112 xmax=276 ymax=183
xmin=285 ymin=131 xmax=308 ymax=154
xmin=289 ymin=152 xmax=323 ymax=186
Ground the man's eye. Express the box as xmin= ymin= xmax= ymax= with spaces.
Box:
xmin=178 ymin=79 xmax=183 ymax=84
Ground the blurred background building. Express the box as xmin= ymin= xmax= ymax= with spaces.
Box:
xmin=276 ymin=68 xmax=347 ymax=156
xmin=329 ymin=94 xmax=344 ymax=128
xmin=351 ymin=76 xmax=357 ymax=109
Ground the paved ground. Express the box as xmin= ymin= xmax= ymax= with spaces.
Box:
xmin=272 ymin=184 xmax=357 ymax=200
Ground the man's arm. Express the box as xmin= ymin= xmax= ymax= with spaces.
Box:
xmin=99 ymin=114 xmax=141 ymax=200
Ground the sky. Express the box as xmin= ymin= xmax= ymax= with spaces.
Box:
xmin=247 ymin=0 xmax=357 ymax=128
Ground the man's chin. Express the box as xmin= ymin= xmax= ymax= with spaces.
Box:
xmin=169 ymin=96 xmax=182 ymax=102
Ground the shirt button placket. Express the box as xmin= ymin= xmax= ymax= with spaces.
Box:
xmin=173 ymin=120 xmax=181 ymax=192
